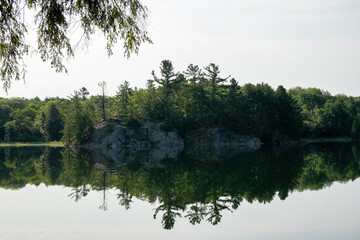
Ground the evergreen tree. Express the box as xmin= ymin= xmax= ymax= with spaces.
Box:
xmin=241 ymin=83 xmax=277 ymax=141
xmin=43 ymin=103 xmax=63 ymax=141
xmin=152 ymin=60 xmax=184 ymax=122
xmin=275 ymin=86 xmax=302 ymax=138
xmin=203 ymin=63 xmax=230 ymax=108
xmin=222 ymin=78 xmax=242 ymax=131
xmin=62 ymin=91 xmax=92 ymax=143
xmin=203 ymin=63 xmax=230 ymax=125
xmin=140 ymin=80 xmax=163 ymax=121
xmin=183 ymin=64 xmax=203 ymax=85
xmin=116 ymin=81 xmax=133 ymax=115
xmin=79 ymin=87 xmax=90 ymax=101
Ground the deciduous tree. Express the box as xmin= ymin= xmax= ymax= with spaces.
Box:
xmin=1 ymin=0 xmax=151 ymax=93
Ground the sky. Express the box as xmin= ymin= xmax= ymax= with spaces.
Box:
xmin=1 ymin=0 xmax=360 ymax=99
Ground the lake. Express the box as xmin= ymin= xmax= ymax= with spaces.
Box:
xmin=0 ymin=142 xmax=359 ymax=240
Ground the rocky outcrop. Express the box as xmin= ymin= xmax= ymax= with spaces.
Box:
xmin=185 ymin=128 xmax=262 ymax=156
xmin=81 ymin=121 xmax=184 ymax=167
xmin=81 ymin=120 xmax=263 ymax=167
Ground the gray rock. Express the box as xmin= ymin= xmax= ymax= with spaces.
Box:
xmin=81 ymin=121 xmax=261 ymax=167
xmin=185 ymin=128 xmax=262 ymax=155
xmin=81 ymin=121 xmax=184 ymax=166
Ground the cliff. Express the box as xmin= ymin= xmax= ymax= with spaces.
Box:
xmin=81 ymin=121 xmax=184 ymax=167
xmin=81 ymin=121 xmax=262 ymax=166
xmin=185 ymin=128 xmax=262 ymax=154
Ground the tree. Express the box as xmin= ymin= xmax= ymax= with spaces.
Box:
xmin=4 ymin=105 xmax=42 ymax=142
xmin=152 ymin=60 xmax=184 ymax=122
xmin=351 ymin=119 xmax=358 ymax=139
xmin=183 ymin=64 xmax=203 ymax=85
xmin=62 ymin=91 xmax=92 ymax=143
xmin=115 ymin=80 xmax=133 ymax=115
xmin=0 ymin=103 xmax=12 ymax=141
xmin=221 ymin=78 xmax=244 ymax=131
xmin=1 ymin=0 xmax=152 ymax=93
xmin=43 ymin=103 xmax=63 ymax=141
xmin=241 ymin=83 xmax=278 ymax=141
xmin=98 ymin=81 xmax=107 ymax=120
xmin=134 ymin=80 xmax=163 ymax=121
xmin=275 ymin=86 xmax=302 ymax=138
xmin=203 ymin=63 xmax=230 ymax=107
xmin=79 ymin=87 xmax=89 ymax=101
xmin=203 ymin=63 xmax=230 ymax=125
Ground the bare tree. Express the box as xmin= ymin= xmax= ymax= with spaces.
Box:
xmin=98 ymin=81 xmax=107 ymax=120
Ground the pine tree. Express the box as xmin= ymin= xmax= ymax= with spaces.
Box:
xmin=44 ymin=103 xmax=63 ymax=141
xmin=184 ymin=64 xmax=203 ymax=85
xmin=203 ymin=63 xmax=230 ymax=125
xmin=152 ymin=60 xmax=184 ymax=122
xmin=116 ymin=81 xmax=133 ymax=115
xmin=79 ymin=87 xmax=90 ymax=101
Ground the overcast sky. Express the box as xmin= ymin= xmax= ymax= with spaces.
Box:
xmin=1 ymin=0 xmax=360 ymax=99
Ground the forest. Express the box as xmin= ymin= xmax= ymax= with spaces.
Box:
xmin=1 ymin=60 xmax=360 ymax=144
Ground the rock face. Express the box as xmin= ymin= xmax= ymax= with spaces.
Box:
xmin=185 ymin=128 xmax=262 ymax=156
xmin=81 ymin=121 xmax=262 ymax=167
xmin=81 ymin=121 xmax=184 ymax=167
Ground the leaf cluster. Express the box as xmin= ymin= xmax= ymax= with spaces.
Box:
xmin=0 ymin=0 xmax=151 ymax=93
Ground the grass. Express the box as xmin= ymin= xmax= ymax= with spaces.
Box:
xmin=300 ymin=137 xmax=353 ymax=144
xmin=0 ymin=141 xmax=65 ymax=147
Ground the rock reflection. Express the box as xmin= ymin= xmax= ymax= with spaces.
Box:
xmin=0 ymin=142 xmax=360 ymax=229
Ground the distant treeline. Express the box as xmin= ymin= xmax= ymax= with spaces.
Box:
xmin=1 ymin=60 xmax=360 ymax=143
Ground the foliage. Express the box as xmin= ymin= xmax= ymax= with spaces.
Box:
xmin=152 ymin=60 xmax=185 ymax=122
xmin=62 ymin=91 xmax=92 ymax=143
xmin=4 ymin=103 xmax=42 ymax=142
xmin=41 ymin=102 xmax=63 ymax=141
xmin=115 ymin=80 xmax=133 ymax=115
xmin=1 ymin=60 xmax=360 ymax=143
xmin=1 ymin=0 xmax=151 ymax=93
xmin=79 ymin=87 xmax=89 ymax=101
xmin=289 ymin=88 xmax=360 ymax=138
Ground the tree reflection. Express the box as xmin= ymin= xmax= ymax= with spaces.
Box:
xmin=185 ymin=203 xmax=208 ymax=225
xmin=98 ymin=172 xmax=109 ymax=211
xmin=153 ymin=202 xmax=184 ymax=230
xmin=0 ymin=142 xmax=360 ymax=229
xmin=206 ymin=198 xmax=232 ymax=225
xmin=117 ymin=190 xmax=133 ymax=210
xmin=68 ymin=185 xmax=90 ymax=202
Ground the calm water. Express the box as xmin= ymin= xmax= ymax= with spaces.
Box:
xmin=0 ymin=143 xmax=359 ymax=239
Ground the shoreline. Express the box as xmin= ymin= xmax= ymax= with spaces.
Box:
xmin=0 ymin=137 xmax=356 ymax=148
xmin=0 ymin=142 xmax=65 ymax=147
xmin=300 ymin=137 xmax=354 ymax=144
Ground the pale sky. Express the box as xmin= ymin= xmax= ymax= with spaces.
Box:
xmin=1 ymin=0 xmax=360 ymax=99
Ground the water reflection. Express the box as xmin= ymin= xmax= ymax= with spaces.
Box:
xmin=0 ymin=142 xmax=360 ymax=229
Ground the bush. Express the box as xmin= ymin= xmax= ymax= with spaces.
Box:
xmin=125 ymin=118 xmax=141 ymax=128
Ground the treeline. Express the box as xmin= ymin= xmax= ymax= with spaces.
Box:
xmin=1 ymin=60 xmax=360 ymax=143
